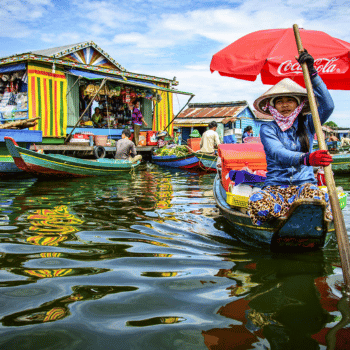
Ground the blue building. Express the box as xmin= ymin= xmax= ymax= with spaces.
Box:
xmin=173 ymin=101 xmax=272 ymax=144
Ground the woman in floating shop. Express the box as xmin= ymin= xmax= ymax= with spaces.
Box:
xmin=248 ymin=50 xmax=334 ymax=226
xmin=131 ymin=99 xmax=148 ymax=146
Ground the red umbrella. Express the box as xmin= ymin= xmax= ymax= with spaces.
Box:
xmin=210 ymin=28 xmax=350 ymax=90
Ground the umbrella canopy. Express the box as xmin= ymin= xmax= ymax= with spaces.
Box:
xmin=210 ymin=28 xmax=350 ymax=90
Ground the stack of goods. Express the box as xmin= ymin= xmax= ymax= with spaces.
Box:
xmin=319 ymin=186 xmax=348 ymax=210
xmin=70 ymin=133 xmax=90 ymax=146
xmin=218 ymin=143 xmax=267 ymax=191
xmin=225 ymin=169 xmax=266 ymax=208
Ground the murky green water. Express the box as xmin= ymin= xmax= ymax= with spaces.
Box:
xmin=0 ymin=166 xmax=349 ymax=350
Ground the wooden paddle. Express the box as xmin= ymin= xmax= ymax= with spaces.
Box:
xmin=293 ymin=24 xmax=350 ymax=293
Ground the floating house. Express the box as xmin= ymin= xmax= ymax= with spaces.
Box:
xmin=174 ymin=101 xmax=272 ymax=144
xmin=0 ymin=41 xmax=193 ymax=146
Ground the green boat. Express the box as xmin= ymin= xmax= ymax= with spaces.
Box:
xmin=331 ymin=153 xmax=350 ymax=173
xmin=5 ymin=137 xmax=140 ymax=178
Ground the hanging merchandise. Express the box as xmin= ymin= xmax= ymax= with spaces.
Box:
xmin=84 ymin=84 xmax=96 ymax=96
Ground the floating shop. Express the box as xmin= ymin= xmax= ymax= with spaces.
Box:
xmin=0 ymin=41 xmax=194 ymax=152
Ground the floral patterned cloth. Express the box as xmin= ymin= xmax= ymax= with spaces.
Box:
xmin=248 ymin=183 xmax=332 ymax=226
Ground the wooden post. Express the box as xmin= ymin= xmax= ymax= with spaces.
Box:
xmin=293 ymin=24 xmax=350 ymax=293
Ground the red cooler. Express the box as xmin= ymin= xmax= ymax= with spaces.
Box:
xmin=147 ymin=131 xmax=158 ymax=146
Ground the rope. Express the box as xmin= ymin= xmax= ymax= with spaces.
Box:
xmin=196 ymin=153 xmax=218 ymax=171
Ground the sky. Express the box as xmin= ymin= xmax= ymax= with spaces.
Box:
xmin=1 ymin=0 xmax=350 ymax=127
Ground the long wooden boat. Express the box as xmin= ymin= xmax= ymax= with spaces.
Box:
xmin=5 ymin=137 xmax=140 ymax=177
xmin=151 ymin=153 xmax=201 ymax=170
xmin=213 ymin=174 xmax=335 ymax=250
xmin=0 ymin=129 xmax=42 ymax=175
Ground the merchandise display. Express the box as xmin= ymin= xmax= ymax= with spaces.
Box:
xmin=79 ymin=81 xmax=156 ymax=129
xmin=0 ymin=70 xmax=28 ymax=123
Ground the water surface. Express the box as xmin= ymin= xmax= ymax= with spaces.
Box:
xmin=0 ymin=166 xmax=349 ymax=350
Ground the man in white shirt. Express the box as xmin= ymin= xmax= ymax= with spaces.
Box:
xmin=199 ymin=121 xmax=221 ymax=153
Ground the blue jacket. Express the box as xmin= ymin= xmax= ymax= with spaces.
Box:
xmin=260 ymin=75 xmax=334 ymax=187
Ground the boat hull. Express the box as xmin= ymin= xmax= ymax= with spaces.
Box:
xmin=5 ymin=137 xmax=139 ymax=177
xmin=151 ymin=154 xmax=201 ymax=170
xmin=213 ymin=174 xmax=334 ymax=250
xmin=196 ymin=153 xmax=217 ymax=172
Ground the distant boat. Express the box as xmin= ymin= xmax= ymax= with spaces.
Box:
xmin=213 ymin=174 xmax=336 ymax=250
xmin=331 ymin=153 xmax=350 ymax=174
xmin=5 ymin=137 xmax=140 ymax=177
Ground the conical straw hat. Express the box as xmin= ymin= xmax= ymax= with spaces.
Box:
xmin=253 ymin=78 xmax=310 ymax=116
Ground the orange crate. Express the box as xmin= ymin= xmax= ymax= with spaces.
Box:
xmin=138 ymin=132 xmax=147 ymax=146
xmin=187 ymin=138 xmax=201 ymax=151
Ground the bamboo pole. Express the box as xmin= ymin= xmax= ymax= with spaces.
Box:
xmin=293 ymin=24 xmax=350 ymax=293
xmin=163 ymin=94 xmax=194 ymax=133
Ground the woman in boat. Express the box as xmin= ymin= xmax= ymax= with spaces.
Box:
xmin=242 ymin=126 xmax=253 ymax=142
xmin=248 ymin=50 xmax=334 ymax=226
xmin=156 ymin=131 xmax=168 ymax=148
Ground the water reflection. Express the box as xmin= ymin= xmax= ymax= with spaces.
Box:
xmin=202 ymin=250 xmax=350 ymax=350
xmin=1 ymin=285 xmax=138 ymax=326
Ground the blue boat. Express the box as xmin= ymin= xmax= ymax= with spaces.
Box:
xmin=213 ymin=174 xmax=335 ymax=250
xmin=151 ymin=153 xmax=201 ymax=170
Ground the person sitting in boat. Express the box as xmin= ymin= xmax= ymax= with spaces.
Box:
xmin=327 ymin=133 xmax=339 ymax=151
xmin=242 ymin=126 xmax=253 ymax=142
xmin=92 ymin=107 xmax=103 ymax=128
xmin=248 ymin=50 xmax=334 ymax=226
xmin=199 ymin=121 xmax=221 ymax=154
xmin=115 ymin=128 xmax=142 ymax=163
xmin=156 ymin=131 xmax=168 ymax=148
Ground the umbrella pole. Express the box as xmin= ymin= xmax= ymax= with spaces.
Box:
xmin=293 ymin=24 xmax=350 ymax=293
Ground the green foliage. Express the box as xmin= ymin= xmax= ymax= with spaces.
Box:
xmin=324 ymin=121 xmax=338 ymax=128
xmin=154 ymin=145 xmax=190 ymax=157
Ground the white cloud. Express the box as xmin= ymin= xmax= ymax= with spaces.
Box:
xmin=0 ymin=0 xmax=52 ymax=38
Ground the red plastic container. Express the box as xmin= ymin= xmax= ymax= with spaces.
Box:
xmin=73 ymin=133 xmax=89 ymax=139
xmin=187 ymin=138 xmax=201 ymax=152
xmin=147 ymin=131 xmax=157 ymax=146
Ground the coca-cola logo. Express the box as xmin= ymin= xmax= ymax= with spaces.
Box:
xmin=277 ymin=57 xmax=341 ymax=75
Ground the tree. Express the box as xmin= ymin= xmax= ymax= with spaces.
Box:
xmin=324 ymin=121 xmax=338 ymax=128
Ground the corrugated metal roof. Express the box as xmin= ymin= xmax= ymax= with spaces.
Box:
xmin=253 ymin=110 xmax=274 ymax=121
xmin=31 ymin=42 xmax=88 ymax=57
xmin=176 ymin=105 xmax=246 ymax=119
xmin=174 ymin=118 xmax=227 ymax=125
